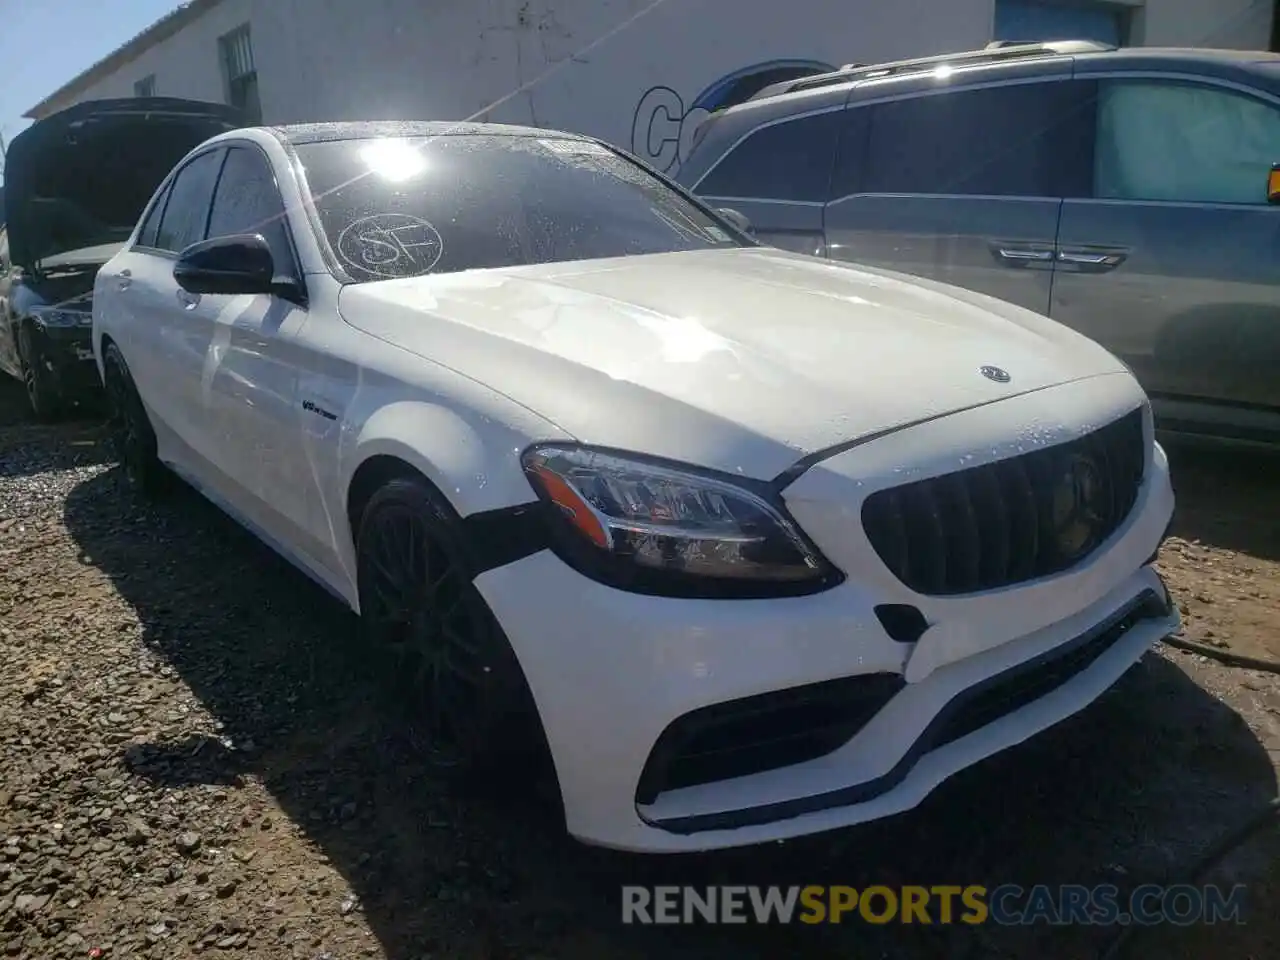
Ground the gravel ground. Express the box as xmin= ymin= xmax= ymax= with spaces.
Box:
xmin=2 ymin=379 xmax=1278 ymax=960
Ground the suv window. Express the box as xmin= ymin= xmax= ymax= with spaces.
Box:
xmin=695 ymin=111 xmax=841 ymax=202
xmin=207 ymin=146 xmax=295 ymax=269
xmin=855 ymin=80 xmax=1094 ymax=198
xmin=136 ymin=182 xmax=173 ymax=249
xmin=1095 ymin=79 xmax=1280 ymax=204
xmin=155 ymin=149 xmax=226 ymax=253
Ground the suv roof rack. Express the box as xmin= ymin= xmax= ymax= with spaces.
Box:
xmin=755 ymin=39 xmax=1116 ymax=100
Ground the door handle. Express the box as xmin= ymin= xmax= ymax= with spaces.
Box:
xmin=1056 ymin=247 xmax=1128 ymax=272
xmin=989 ymin=244 xmax=1055 ymax=268
xmin=117 ymin=269 xmax=132 ymax=291
xmin=177 ymin=289 xmax=201 ymax=309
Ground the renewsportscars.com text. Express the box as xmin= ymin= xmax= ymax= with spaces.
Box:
xmin=621 ymin=884 xmax=1247 ymax=926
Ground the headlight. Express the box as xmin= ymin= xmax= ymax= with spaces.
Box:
xmin=521 ymin=445 xmax=841 ymax=598
xmin=32 ymin=307 xmax=92 ymax=329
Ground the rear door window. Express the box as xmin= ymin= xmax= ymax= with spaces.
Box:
xmin=154 ymin=149 xmax=226 ymax=254
xmin=852 ymin=80 xmax=1095 ymax=199
xmin=694 ymin=110 xmax=842 ymax=202
xmin=136 ymin=182 xmax=173 ymax=250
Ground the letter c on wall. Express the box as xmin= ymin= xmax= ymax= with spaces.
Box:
xmin=630 ymin=85 xmax=686 ymax=172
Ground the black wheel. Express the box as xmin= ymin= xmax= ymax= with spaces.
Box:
xmin=17 ymin=323 xmax=64 ymax=422
xmin=102 ymin=343 xmax=169 ymax=498
xmin=356 ymin=476 xmax=543 ymax=780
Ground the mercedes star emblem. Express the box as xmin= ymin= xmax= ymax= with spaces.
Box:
xmin=980 ymin=365 xmax=1011 ymax=383
xmin=1050 ymin=452 xmax=1108 ymax=562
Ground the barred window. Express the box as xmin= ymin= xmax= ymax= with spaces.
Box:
xmin=219 ymin=24 xmax=261 ymax=124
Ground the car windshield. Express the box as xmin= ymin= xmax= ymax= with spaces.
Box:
xmin=293 ymin=134 xmax=749 ymax=283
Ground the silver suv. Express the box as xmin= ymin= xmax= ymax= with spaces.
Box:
xmin=676 ymin=40 xmax=1280 ymax=446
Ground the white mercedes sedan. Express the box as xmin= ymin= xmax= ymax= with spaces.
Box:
xmin=92 ymin=121 xmax=1179 ymax=853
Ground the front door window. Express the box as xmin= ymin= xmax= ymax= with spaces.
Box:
xmin=1095 ymin=79 xmax=1280 ymax=205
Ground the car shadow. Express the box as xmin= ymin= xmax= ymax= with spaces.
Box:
xmin=62 ymin=467 xmax=1277 ymax=960
xmin=1161 ymin=436 xmax=1280 ymax=564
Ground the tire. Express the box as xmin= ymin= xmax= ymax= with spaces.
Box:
xmin=17 ymin=323 xmax=64 ymax=422
xmin=101 ymin=343 xmax=170 ymax=499
xmin=355 ymin=476 xmax=547 ymax=785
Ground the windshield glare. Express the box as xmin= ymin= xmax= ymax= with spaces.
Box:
xmin=294 ymin=134 xmax=748 ymax=283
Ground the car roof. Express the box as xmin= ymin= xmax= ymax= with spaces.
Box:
xmin=267 ymin=120 xmax=591 ymax=145
xmin=1071 ymin=45 xmax=1280 ymax=79
xmin=1084 ymin=45 xmax=1280 ymax=66
xmin=743 ymin=41 xmax=1280 ymax=105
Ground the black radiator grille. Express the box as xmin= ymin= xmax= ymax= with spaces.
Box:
xmin=861 ymin=407 xmax=1146 ymax=595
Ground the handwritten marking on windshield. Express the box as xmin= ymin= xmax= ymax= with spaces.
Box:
xmin=336 ymin=213 xmax=444 ymax=279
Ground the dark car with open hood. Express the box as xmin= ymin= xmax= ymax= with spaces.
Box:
xmin=0 ymin=98 xmax=242 ymax=419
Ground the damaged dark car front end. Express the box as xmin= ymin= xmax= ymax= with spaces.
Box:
xmin=1 ymin=246 xmax=113 ymax=418
xmin=0 ymin=97 xmax=242 ymax=418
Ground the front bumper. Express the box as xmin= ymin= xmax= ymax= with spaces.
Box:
xmin=475 ymin=378 xmax=1178 ymax=853
xmin=27 ymin=320 xmax=101 ymax=400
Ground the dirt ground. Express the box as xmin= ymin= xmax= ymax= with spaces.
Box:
xmin=1 ymin=380 xmax=1277 ymax=960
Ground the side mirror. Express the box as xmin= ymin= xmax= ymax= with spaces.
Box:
xmin=1268 ymin=163 xmax=1280 ymax=205
xmin=716 ymin=206 xmax=755 ymax=236
xmin=174 ymin=234 xmax=276 ymax=295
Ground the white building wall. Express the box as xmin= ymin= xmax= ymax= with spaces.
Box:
xmin=43 ymin=0 xmax=255 ymax=107
xmin=250 ymin=0 xmax=1000 ymax=159
xmin=31 ymin=0 xmax=1276 ymax=173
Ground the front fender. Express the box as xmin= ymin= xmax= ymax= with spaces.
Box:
xmin=346 ymin=400 xmax=546 ymax=514
xmin=335 ymin=399 xmax=572 ymax=586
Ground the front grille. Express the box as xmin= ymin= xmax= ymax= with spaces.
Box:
xmin=861 ymin=407 xmax=1145 ymax=595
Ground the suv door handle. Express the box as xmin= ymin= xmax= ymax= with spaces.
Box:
xmin=989 ymin=244 xmax=1055 ymax=267
xmin=1056 ymin=247 xmax=1128 ymax=272
xmin=116 ymin=269 xmax=132 ymax=291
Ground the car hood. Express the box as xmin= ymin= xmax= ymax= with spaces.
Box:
xmin=4 ymin=97 xmax=243 ymax=270
xmin=18 ymin=242 xmax=129 ymax=311
xmin=337 ymin=247 xmax=1130 ymax=479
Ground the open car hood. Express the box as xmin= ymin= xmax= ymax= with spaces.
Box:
xmin=4 ymin=97 xmax=244 ymax=270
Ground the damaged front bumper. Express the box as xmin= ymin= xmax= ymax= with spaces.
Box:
xmin=27 ymin=310 xmax=102 ymax=401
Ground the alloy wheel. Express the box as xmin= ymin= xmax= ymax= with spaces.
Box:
xmin=360 ymin=503 xmax=490 ymax=766
xmin=105 ymin=361 xmax=148 ymax=488
xmin=17 ymin=329 xmax=60 ymax=421
xmin=22 ymin=362 xmax=39 ymax=409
